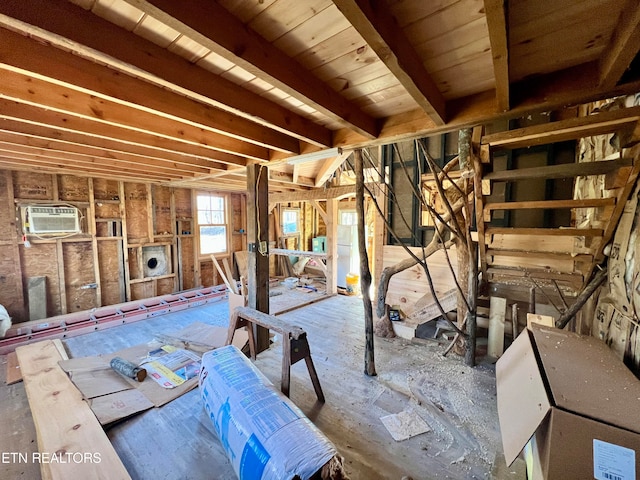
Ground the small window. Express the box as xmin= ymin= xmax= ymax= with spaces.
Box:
xmin=340 ymin=210 xmax=357 ymax=226
xmin=282 ymin=208 xmax=300 ymax=235
xmin=197 ymin=193 xmax=227 ymax=254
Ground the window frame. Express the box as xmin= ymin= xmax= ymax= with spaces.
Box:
xmin=196 ymin=192 xmax=230 ymax=258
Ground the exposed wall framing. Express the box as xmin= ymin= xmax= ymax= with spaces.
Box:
xmin=0 ymin=168 xmax=246 ymax=323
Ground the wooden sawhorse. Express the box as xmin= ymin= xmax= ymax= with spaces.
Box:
xmin=226 ymin=306 xmax=325 ymax=403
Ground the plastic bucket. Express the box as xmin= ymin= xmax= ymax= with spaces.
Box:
xmin=346 ymin=273 xmax=359 ymax=295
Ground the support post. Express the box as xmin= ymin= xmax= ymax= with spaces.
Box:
xmin=246 ymin=163 xmax=270 ymax=353
xmin=355 ymin=149 xmax=376 ymax=376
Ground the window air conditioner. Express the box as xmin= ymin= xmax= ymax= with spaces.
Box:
xmin=25 ymin=206 xmax=81 ymax=234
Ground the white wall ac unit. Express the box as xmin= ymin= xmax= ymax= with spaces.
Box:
xmin=25 ymin=206 xmax=81 ymax=234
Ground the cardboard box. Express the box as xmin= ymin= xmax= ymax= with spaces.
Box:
xmin=496 ymin=326 xmax=640 ymax=480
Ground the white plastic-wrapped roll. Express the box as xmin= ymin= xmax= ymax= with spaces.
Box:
xmin=199 ymin=345 xmax=338 ymax=480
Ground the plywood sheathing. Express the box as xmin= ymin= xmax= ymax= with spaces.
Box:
xmin=124 ymin=183 xmax=149 ymax=241
xmin=152 ymin=185 xmax=172 ymax=236
xmin=62 ymin=242 xmax=96 ymax=312
xmin=98 ymin=240 xmax=124 ymax=306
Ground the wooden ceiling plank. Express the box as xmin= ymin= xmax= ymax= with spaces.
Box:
xmin=335 ymin=69 xmax=640 ymax=152
xmin=599 ymin=0 xmax=640 ymax=89
xmin=0 ymin=0 xmax=332 ymax=148
xmin=331 ymin=0 xmax=446 ymax=125
xmin=0 ymin=100 xmax=246 ymax=167
xmin=0 ymin=118 xmax=228 ymax=171
xmin=0 ymin=68 xmax=269 ymax=161
xmin=0 ymin=27 xmax=299 ymax=154
xmin=483 ymin=0 xmax=509 ymax=111
xmin=0 ymin=132 xmax=212 ymax=176
xmin=483 ymin=105 xmax=640 ymax=149
xmin=122 ymin=0 xmax=378 ymax=139
xmin=314 ymin=150 xmax=351 ymax=187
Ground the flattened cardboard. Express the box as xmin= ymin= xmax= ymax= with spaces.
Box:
xmin=155 ymin=322 xmax=248 ymax=353
xmin=100 ymin=343 xmax=198 ymax=407
xmin=70 ymin=368 xmax=132 ymax=399
xmin=89 ymin=389 xmax=154 ymax=425
xmin=496 ymin=328 xmax=551 ymax=465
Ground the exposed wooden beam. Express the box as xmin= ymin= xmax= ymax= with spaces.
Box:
xmin=484 ymin=0 xmax=509 ymax=112
xmin=0 ymin=156 xmax=173 ymax=182
xmin=270 ymin=184 xmax=357 ymax=204
xmin=0 ymin=133 xmax=212 ymax=176
xmin=485 ymin=198 xmax=616 ymax=211
xmin=484 ymin=157 xmax=633 ymax=182
xmin=0 ymin=68 xmax=269 ymax=161
xmin=485 ymin=227 xmax=603 ymax=237
xmin=484 ymin=106 xmax=640 ymax=149
xmin=0 ymin=100 xmax=245 ymax=167
xmin=309 ymin=200 xmax=328 ymax=224
xmin=314 ymin=150 xmax=351 ymax=187
xmin=0 ymin=143 xmax=193 ymax=179
xmin=599 ymin=0 xmax=640 ymax=89
xmin=268 ymin=170 xmax=315 ymax=188
xmin=331 ymin=0 xmax=446 ymax=125
xmin=0 ymin=119 xmax=228 ymax=171
xmin=0 ymin=0 xmax=332 ymax=148
xmin=0 ymin=27 xmax=298 ymax=154
xmin=337 ymin=70 xmax=640 ymax=152
xmin=123 ymin=0 xmax=378 ymax=139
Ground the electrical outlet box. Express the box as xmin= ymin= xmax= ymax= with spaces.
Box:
xmin=258 ymin=241 xmax=267 ymax=254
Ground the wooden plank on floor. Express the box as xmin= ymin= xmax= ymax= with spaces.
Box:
xmin=16 ymin=340 xmax=131 ymax=480
xmin=6 ymin=351 xmax=22 ymax=385
xmin=488 ymin=297 xmax=506 ymax=358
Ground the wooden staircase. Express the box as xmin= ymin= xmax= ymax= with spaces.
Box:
xmin=474 ymin=107 xmax=640 ymax=298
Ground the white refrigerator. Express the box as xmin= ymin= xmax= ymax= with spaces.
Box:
xmin=337 ymin=225 xmax=358 ymax=288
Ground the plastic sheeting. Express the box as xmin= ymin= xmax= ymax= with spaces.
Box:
xmin=199 ymin=345 xmax=337 ymax=480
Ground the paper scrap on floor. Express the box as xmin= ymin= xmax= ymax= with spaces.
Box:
xmin=141 ymin=345 xmax=201 ymax=388
xmin=380 ymin=409 xmax=431 ymax=441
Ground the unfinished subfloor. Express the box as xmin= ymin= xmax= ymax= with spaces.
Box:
xmin=0 ymin=293 xmax=521 ymax=480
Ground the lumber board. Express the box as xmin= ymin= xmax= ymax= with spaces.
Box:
xmin=483 ymin=106 xmax=640 ymax=149
xmin=488 ymin=297 xmax=506 ymax=358
xmin=484 ymin=197 xmax=615 ymax=211
xmin=485 ymin=227 xmax=603 ymax=237
xmin=484 ymin=157 xmax=633 ymax=182
xmin=15 ymin=340 xmax=130 ymax=480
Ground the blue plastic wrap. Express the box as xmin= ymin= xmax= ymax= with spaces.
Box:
xmin=199 ymin=345 xmax=337 ymax=480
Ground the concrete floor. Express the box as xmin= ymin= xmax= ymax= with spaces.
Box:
xmin=0 ymin=292 xmax=522 ymax=479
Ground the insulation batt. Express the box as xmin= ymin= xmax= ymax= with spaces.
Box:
xmin=199 ymin=345 xmax=337 ymax=480
xmin=0 ymin=305 xmax=11 ymax=337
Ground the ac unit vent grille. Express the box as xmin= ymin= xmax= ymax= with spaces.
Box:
xmin=26 ymin=206 xmax=81 ymax=234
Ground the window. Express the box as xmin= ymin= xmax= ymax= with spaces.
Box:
xmin=281 ymin=208 xmax=300 ymax=235
xmin=197 ymin=193 xmax=227 ymax=255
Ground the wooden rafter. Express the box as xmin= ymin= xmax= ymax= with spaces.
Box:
xmin=0 ymin=27 xmax=297 ymax=154
xmin=0 ymin=100 xmax=246 ymax=167
xmin=483 ymin=0 xmax=509 ymax=112
xmin=0 ymin=119 xmax=231 ymax=171
xmin=599 ymin=0 xmax=640 ymax=89
xmin=331 ymin=0 xmax=446 ymax=126
xmin=314 ymin=150 xmax=352 ymax=187
xmin=0 ymin=0 xmax=332 ymax=148
xmin=123 ymin=0 xmax=378 ymax=139
xmin=0 ymin=68 xmax=269 ymax=161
